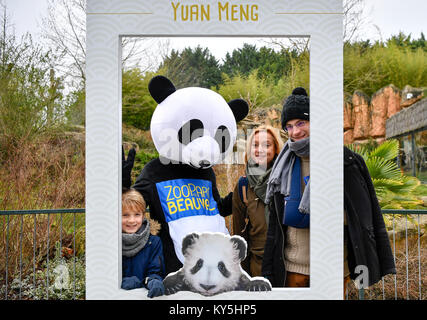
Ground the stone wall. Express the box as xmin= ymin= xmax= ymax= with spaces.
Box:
xmin=237 ymin=84 xmax=424 ymax=146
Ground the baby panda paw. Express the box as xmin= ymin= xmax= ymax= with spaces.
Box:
xmin=165 ymin=284 xmax=182 ymax=295
xmin=246 ymin=279 xmax=272 ymax=292
xmin=163 ymin=277 xmax=184 ymax=295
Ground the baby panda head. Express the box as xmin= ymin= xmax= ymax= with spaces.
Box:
xmin=181 ymin=232 xmax=246 ymax=296
xmin=149 ymin=76 xmax=249 ymax=169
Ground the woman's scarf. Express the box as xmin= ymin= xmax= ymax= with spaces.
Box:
xmin=122 ymin=218 xmax=151 ymax=258
xmin=265 ymin=137 xmax=310 ymax=214
xmin=246 ymin=158 xmax=274 ymax=225
xmin=246 ymin=158 xmax=273 ymax=203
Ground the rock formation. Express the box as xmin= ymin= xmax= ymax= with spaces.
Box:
xmin=370 ymin=85 xmax=401 ymax=139
xmin=352 ymin=91 xmax=371 ymax=142
xmin=345 ymin=84 xmax=424 ymax=144
xmin=232 ymin=84 xmax=424 ymax=146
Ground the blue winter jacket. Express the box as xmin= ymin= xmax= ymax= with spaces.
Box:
xmin=122 ymin=234 xmax=165 ymax=285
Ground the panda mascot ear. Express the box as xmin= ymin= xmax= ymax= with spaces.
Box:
xmin=228 ymin=99 xmax=249 ymax=122
xmin=182 ymin=233 xmax=199 ymax=256
xmin=230 ymin=236 xmax=247 ymax=261
xmin=148 ymin=75 xmax=176 ymax=104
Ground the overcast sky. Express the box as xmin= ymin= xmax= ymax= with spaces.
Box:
xmin=3 ymin=0 xmax=427 ymax=61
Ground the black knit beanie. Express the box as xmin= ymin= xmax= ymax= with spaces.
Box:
xmin=281 ymin=87 xmax=309 ymax=130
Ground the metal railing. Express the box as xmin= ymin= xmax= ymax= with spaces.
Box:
xmin=1 ymin=208 xmax=425 ymax=300
xmin=347 ymin=209 xmax=426 ymax=300
xmin=0 ymin=209 xmax=85 ymax=300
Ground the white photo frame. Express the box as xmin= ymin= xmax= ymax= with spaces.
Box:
xmin=86 ymin=0 xmax=343 ymax=300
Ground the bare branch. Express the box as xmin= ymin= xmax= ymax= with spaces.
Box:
xmin=41 ymin=0 xmax=160 ymax=88
xmin=343 ymin=0 xmax=366 ymax=42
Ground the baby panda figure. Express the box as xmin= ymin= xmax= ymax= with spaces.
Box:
xmin=163 ymin=232 xmax=272 ymax=296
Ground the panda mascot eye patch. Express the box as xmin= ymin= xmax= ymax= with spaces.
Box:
xmin=214 ymin=125 xmax=231 ymax=154
xmin=149 ymin=76 xmax=248 ymax=169
xmin=177 ymin=119 xmax=204 ymax=145
xmin=163 ymin=232 xmax=272 ymax=296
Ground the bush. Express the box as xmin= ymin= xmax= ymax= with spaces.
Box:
xmin=0 ymin=134 xmax=85 ymax=210
xmin=0 ymin=21 xmax=66 ymax=158
xmin=215 ymin=71 xmax=279 ymax=109
xmin=213 ymin=49 xmax=310 ymax=109
xmin=1 ymin=242 xmax=85 ymax=300
xmin=344 ymin=39 xmax=427 ymax=96
xmin=347 ymin=139 xmax=424 ymax=210
xmin=122 ymin=69 xmax=158 ymax=130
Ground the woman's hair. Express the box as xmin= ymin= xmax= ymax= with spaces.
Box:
xmin=244 ymin=125 xmax=284 ymax=165
xmin=122 ymin=188 xmax=146 ymax=213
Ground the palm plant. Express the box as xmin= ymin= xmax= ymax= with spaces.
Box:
xmin=347 ymin=139 xmax=423 ymax=209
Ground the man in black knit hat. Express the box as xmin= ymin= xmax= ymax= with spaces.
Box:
xmin=263 ymin=87 xmax=312 ymax=288
xmin=262 ymin=88 xmax=396 ymax=296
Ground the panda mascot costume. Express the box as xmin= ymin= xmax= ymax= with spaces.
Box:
xmin=131 ymin=76 xmax=249 ymax=275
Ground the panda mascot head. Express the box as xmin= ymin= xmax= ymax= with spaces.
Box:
xmin=149 ymin=76 xmax=249 ymax=169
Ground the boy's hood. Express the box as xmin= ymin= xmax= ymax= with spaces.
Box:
xmin=146 ymin=212 xmax=161 ymax=235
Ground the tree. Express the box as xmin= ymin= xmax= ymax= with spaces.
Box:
xmin=215 ymin=70 xmax=280 ymax=110
xmin=387 ymin=32 xmax=426 ymax=52
xmin=41 ymin=0 xmax=86 ymax=88
xmin=343 ymin=35 xmax=427 ymax=96
xmin=41 ymin=0 xmax=156 ymax=89
xmin=343 ymin=0 xmax=367 ymax=42
xmin=0 ymin=4 xmax=65 ymax=156
xmin=64 ymin=89 xmax=85 ymax=126
xmin=122 ymin=69 xmax=158 ymax=130
xmin=158 ymin=46 xmax=222 ymax=89
xmin=256 ymin=46 xmax=293 ymax=83
xmin=221 ymin=43 xmax=292 ymax=83
xmin=221 ymin=44 xmax=260 ymax=78
xmin=41 ymin=0 xmax=159 ymax=128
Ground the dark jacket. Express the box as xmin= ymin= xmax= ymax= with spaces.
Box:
xmin=343 ymin=147 xmax=396 ymax=285
xmin=262 ymin=147 xmax=396 ymax=287
xmin=122 ymin=234 xmax=164 ymax=284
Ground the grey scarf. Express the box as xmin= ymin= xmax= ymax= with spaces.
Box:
xmin=246 ymin=159 xmax=273 ymax=225
xmin=122 ymin=219 xmax=151 ymax=258
xmin=246 ymin=159 xmax=273 ymax=203
xmin=265 ymin=137 xmax=310 ymax=214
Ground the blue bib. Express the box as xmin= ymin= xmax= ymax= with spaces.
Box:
xmin=282 ymin=157 xmax=310 ymax=228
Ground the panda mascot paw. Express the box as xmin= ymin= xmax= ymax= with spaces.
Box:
xmin=163 ymin=232 xmax=272 ymax=297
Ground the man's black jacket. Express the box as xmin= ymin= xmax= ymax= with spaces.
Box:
xmin=262 ymin=147 xmax=396 ymax=287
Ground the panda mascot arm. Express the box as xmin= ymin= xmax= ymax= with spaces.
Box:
xmin=163 ymin=233 xmax=271 ymax=296
xmin=210 ymin=169 xmax=233 ymax=217
xmin=214 ymin=98 xmax=250 ymax=217
xmin=122 ymin=146 xmax=136 ymax=190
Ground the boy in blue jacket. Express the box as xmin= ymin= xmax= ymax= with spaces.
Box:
xmin=121 ymin=188 xmax=165 ymax=298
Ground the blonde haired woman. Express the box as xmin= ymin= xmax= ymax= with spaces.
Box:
xmin=232 ymin=125 xmax=284 ymax=277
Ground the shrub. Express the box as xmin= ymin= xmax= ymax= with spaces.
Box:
xmin=1 ymin=242 xmax=85 ymax=300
